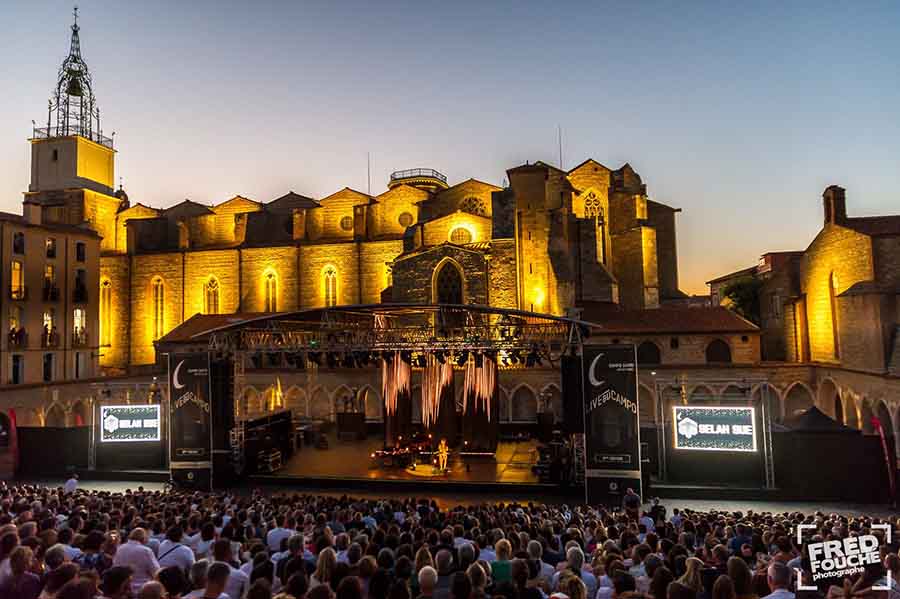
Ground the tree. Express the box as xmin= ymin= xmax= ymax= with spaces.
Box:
xmin=721 ymin=278 xmax=763 ymax=325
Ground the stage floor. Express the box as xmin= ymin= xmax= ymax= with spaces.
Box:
xmin=278 ymin=433 xmax=540 ymax=484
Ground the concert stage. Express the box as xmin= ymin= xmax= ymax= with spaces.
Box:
xmin=246 ymin=432 xmax=569 ymax=495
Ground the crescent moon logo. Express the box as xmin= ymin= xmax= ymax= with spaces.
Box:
xmin=172 ymin=360 xmax=186 ymax=390
xmin=588 ymin=353 xmax=605 ymax=388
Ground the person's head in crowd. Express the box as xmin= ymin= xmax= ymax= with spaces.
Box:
xmin=467 ymin=563 xmax=487 ymax=593
xmin=418 ymin=565 xmax=438 ymax=597
xmin=415 ymin=546 xmax=434 ymax=573
xmin=613 ymin=571 xmax=637 ymax=598
xmin=248 ymin=578 xmax=273 ymax=599
xmin=213 ymin=538 xmax=234 ymax=563
xmin=766 ymin=563 xmax=791 ymax=592
xmin=563 ymin=574 xmax=588 ymax=599
xmin=726 ymin=557 xmax=753 ymax=599
xmin=336 ymin=575 xmax=362 ymax=599
xmin=451 ymin=571 xmax=473 ymax=599
xmin=45 ymin=542 xmax=69 ymax=570
xmin=389 ymin=579 xmax=411 ymax=599
xmin=496 ymin=539 xmax=512 ymax=562
xmin=667 ymin=582 xmax=697 ymax=599
xmin=368 ymin=568 xmax=392 ymax=599
xmin=308 ymin=583 xmax=336 ymax=599
xmin=0 ymin=530 xmax=18 ymax=561
xmin=286 ymin=571 xmax=310 ymax=599
xmin=158 ymin=565 xmax=190 ymax=597
xmin=677 ymin=557 xmax=704 ymax=593
xmin=435 ymin=549 xmax=453 ymax=576
xmin=712 ymin=576 xmax=736 ymax=599
xmin=566 ymin=546 xmax=585 ymax=574
xmin=129 ymin=527 xmax=148 ymax=544
xmin=511 ymin=558 xmax=529 ymax=590
xmin=650 ymin=566 xmax=675 ymax=599
xmin=56 ymin=578 xmax=99 ymax=599
xmin=138 ymin=581 xmax=166 ymax=599
xmin=45 ymin=561 xmax=79 ymax=594
xmin=190 ymin=559 xmax=210 ymax=591
xmin=206 ymin=562 xmax=232 ymax=597
xmin=9 ymin=545 xmax=34 ymax=579
xmin=102 ymin=566 xmax=134 ymax=599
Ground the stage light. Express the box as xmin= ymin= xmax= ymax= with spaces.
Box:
xmin=455 ymin=350 xmax=469 ymax=366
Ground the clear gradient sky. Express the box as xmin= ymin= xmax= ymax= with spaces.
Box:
xmin=1 ymin=1 xmax=899 ymax=294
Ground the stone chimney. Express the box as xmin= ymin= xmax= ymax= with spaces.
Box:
xmin=823 ymin=185 xmax=847 ymax=225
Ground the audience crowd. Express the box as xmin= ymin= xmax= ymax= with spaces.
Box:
xmin=0 ymin=483 xmax=895 ymax=599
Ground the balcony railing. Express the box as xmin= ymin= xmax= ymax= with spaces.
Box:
xmin=73 ymin=328 xmax=88 ymax=347
xmin=390 ymin=168 xmax=448 ymax=184
xmin=32 ymin=126 xmax=114 ymax=149
xmin=41 ymin=330 xmax=60 ymax=349
xmin=9 ymin=286 xmax=27 ymax=301
xmin=73 ymin=285 xmax=88 ymax=303
xmin=7 ymin=330 xmax=27 ymax=349
xmin=43 ymin=285 xmax=60 ymax=302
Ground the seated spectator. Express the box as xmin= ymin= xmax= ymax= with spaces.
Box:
xmin=113 ymin=528 xmax=159 ymax=596
xmin=760 ymin=564 xmax=793 ymax=599
xmin=0 ymin=546 xmax=41 ymax=599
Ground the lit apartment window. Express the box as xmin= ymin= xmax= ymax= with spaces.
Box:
xmin=45 ymin=238 xmax=56 ymax=259
xmin=10 ymin=261 xmax=24 ymax=299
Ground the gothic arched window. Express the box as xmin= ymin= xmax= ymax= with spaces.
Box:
xmin=324 ymin=266 xmax=337 ymax=307
xmin=434 ymin=262 xmax=463 ymax=305
xmin=152 ymin=277 xmax=165 ymax=340
xmin=264 ymin=272 xmax=277 ymax=312
xmin=204 ymin=277 xmax=219 ymax=315
xmin=705 ymin=339 xmax=732 ymax=364
xmin=100 ymin=280 xmax=111 ymax=346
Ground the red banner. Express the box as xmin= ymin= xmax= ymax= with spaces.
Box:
xmin=872 ymin=416 xmax=896 ymax=505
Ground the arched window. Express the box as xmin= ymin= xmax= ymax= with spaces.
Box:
xmin=152 ymin=277 xmax=165 ymax=340
xmin=323 ymin=266 xmax=337 ymax=307
xmin=204 ymin=277 xmax=220 ymax=315
xmin=636 ymin=341 xmax=661 ymax=366
xmin=450 ymin=227 xmax=472 ymax=244
xmin=705 ymin=339 xmax=732 ymax=364
xmin=434 ymin=261 xmax=463 ymax=304
xmin=100 ymin=279 xmax=111 ymax=346
xmin=264 ymin=272 xmax=277 ymax=312
xmin=829 ymin=271 xmax=840 ymax=359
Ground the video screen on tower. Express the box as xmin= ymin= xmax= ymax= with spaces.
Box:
xmin=673 ymin=406 xmax=757 ymax=452
xmin=100 ymin=405 xmax=161 ymax=443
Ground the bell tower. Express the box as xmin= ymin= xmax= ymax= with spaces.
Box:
xmin=24 ymin=7 xmax=121 ymax=249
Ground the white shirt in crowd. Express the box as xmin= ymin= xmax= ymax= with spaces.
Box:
xmin=157 ymin=539 xmax=195 ymax=572
xmin=266 ymin=527 xmax=292 ymax=553
xmin=63 ymin=477 xmax=78 ymax=494
xmin=216 ymin=561 xmax=249 ymax=599
xmin=113 ymin=539 xmax=160 ymax=596
xmin=761 ymin=589 xmax=795 ymax=599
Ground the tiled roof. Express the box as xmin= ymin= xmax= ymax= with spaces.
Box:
xmin=843 ymin=216 xmax=900 ymax=236
xmin=267 ymin=191 xmax=319 ymax=212
xmin=705 ymin=266 xmax=757 ymax=286
xmin=578 ymin=302 xmax=759 ymax=334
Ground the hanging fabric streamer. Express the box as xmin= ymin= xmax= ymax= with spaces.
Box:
xmin=462 ymin=354 xmax=497 ymax=421
xmin=382 ymin=351 xmax=410 ymax=416
xmin=421 ymin=354 xmax=453 ymax=429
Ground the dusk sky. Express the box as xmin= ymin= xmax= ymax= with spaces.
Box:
xmin=1 ymin=1 xmax=898 ymax=294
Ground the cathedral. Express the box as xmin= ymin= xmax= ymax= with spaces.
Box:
xmin=20 ymin=16 xmax=687 ymax=372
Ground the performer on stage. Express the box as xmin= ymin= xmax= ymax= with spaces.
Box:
xmin=437 ymin=438 xmax=449 ymax=471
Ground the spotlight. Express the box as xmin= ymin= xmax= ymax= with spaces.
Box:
xmin=455 ymin=350 xmax=469 ymax=367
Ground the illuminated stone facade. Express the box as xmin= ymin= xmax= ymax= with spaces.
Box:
xmin=27 ymin=146 xmax=685 ymax=370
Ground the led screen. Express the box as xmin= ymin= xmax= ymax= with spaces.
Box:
xmin=673 ymin=405 xmax=756 ymax=452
